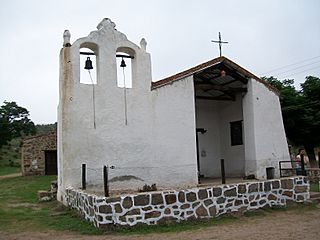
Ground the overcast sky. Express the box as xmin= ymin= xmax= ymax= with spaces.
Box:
xmin=0 ymin=0 xmax=319 ymax=124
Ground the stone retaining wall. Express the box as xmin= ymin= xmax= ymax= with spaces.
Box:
xmin=65 ymin=176 xmax=309 ymax=228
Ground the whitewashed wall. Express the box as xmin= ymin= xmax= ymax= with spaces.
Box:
xmin=243 ymin=79 xmax=290 ymax=179
xmin=196 ymin=94 xmax=245 ymax=178
xmin=58 ymin=19 xmax=198 ymax=203
xmin=196 ymin=100 xmax=221 ymax=177
xmin=219 ymin=94 xmax=245 ymax=177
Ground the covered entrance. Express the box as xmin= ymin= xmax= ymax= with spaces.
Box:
xmin=45 ymin=150 xmax=57 ymax=175
xmin=194 ymin=59 xmax=248 ymax=180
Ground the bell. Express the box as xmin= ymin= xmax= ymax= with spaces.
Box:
xmin=120 ymin=58 xmax=126 ymax=68
xmin=84 ymin=57 xmax=93 ymax=70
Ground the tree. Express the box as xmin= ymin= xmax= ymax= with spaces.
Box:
xmin=263 ymin=76 xmax=320 ymax=167
xmin=0 ymin=101 xmax=36 ymax=148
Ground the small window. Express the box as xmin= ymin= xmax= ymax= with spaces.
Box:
xmin=230 ymin=120 xmax=243 ymax=146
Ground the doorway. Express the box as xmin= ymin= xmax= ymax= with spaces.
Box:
xmin=45 ymin=150 xmax=57 ymax=175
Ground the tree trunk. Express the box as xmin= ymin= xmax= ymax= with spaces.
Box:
xmin=305 ymin=144 xmax=317 ymax=168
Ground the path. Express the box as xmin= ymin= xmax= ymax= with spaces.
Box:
xmin=0 ymin=172 xmax=21 ymax=180
xmin=1 ymin=205 xmax=319 ymax=240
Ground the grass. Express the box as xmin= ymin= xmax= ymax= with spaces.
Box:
xmin=0 ymin=166 xmax=20 ymax=176
xmin=0 ymin=175 xmax=102 ymax=234
xmin=0 ymin=175 xmax=318 ymax=236
xmin=310 ymin=181 xmax=320 ymax=192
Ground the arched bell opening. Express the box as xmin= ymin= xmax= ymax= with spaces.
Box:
xmin=79 ymin=44 xmax=98 ymax=84
xmin=116 ymin=47 xmax=135 ymax=88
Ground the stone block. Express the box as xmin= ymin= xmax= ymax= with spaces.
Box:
xmin=97 ymin=215 xmax=104 ymax=222
xmin=294 ymin=185 xmax=308 ymax=193
xmin=235 ymin=199 xmax=243 ymax=206
xmin=122 ymin=196 xmax=133 ymax=209
xmin=272 ymin=180 xmax=280 ymax=189
xmin=250 ymin=202 xmax=258 ymax=207
xmin=37 ymin=191 xmax=53 ymax=202
xmin=106 ymin=197 xmax=121 ymax=203
xmin=296 ymin=195 xmax=305 ymax=201
xmin=181 ymin=203 xmax=190 ymax=209
xmin=196 ymin=205 xmax=208 ymax=217
xmin=198 ymin=189 xmax=208 ymax=200
xmin=238 ymin=184 xmax=246 ymax=194
xmin=204 ymin=199 xmax=213 ymax=206
xmin=165 ymin=194 xmax=177 ymax=205
xmin=158 ymin=216 xmax=178 ymax=224
xmin=142 ymin=206 xmax=152 ymax=211
xmin=164 ymin=208 xmax=171 ymax=214
xmin=217 ymin=197 xmax=225 ymax=204
xmin=264 ymin=182 xmax=271 ymax=192
xmin=224 ymin=187 xmax=237 ymax=197
xmin=267 ymin=194 xmax=277 ymax=201
xmin=226 ymin=203 xmax=233 ymax=208
xmin=281 ymin=179 xmax=294 ymax=189
xmin=192 ymin=201 xmax=200 ymax=208
xmin=134 ymin=194 xmax=150 ymax=206
xmin=248 ymin=183 xmax=258 ymax=193
xmin=212 ymin=187 xmax=222 ymax=197
xmin=283 ymin=190 xmax=293 ymax=198
xmin=99 ymin=205 xmax=112 ymax=214
xmin=145 ymin=211 xmax=161 ymax=219
xmin=209 ymin=206 xmax=216 ymax=216
xmin=114 ymin=203 xmax=122 ymax=213
xmin=126 ymin=208 xmax=141 ymax=215
xmin=186 ymin=192 xmax=197 ymax=202
xmin=151 ymin=193 xmax=164 ymax=205
xmin=178 ymin=191 xmax=185 ymax=202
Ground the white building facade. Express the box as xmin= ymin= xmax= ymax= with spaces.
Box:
xmin=57 ymin=19 xmax=290 ymax=202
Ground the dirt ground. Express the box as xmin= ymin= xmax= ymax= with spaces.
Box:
xmin=1 ymin=206 xmax=319 ymax=240
xmin=0 ymin=173 xmax=21 ymax=180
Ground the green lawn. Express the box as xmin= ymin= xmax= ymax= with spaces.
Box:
xmin=0 ymin=175 xmax=317 ymax=236
xmin=0 ymin=166 xmax=21 ymax=176
xmin=310 ymin=181 xmax=320 ymax=192
xmin=0 ymin=176 xmax=101 ymax=234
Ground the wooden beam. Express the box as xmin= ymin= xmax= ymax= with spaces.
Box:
xmin=196 ymin=84 xmax=247 ymax=93
xmin=196 ymin=95 xmax=234 ymax=101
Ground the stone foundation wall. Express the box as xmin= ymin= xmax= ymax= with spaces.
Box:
xmin=21 ymin=132 xmax=57 ymax=175
xmin=65 ymin=176 xmax=309 ymax=228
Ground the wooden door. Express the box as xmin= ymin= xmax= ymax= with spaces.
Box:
xmin=45 ymin=151 xmax=57 ymax=175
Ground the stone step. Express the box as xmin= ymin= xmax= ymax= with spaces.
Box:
xmin=310 ymin=192 xmax=320 ymax=199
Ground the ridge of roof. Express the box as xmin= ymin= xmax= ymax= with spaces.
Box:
xmin=151 ymin=56 xmax=279 ymax=95
xmin=22 ymin=131 xmax=57 ymax=141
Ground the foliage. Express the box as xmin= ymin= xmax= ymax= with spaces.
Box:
xmin=0 ymin=166 xmax=20 ymax=176
xmin=139 ymin=183 xmax=157 ymax=192
xmin=0 ymin=137 xmax=21 ymax=168
xmin=0 ymin=101 xmax=36 ymax=148
xmin=262 ymin=76 xmax=320 ymax=167
xmin=35 ymin=123 xmax=57 ymax=134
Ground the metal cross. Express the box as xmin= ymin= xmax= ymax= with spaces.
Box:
xmin=211 ymin=32 xmax=228 ymax=57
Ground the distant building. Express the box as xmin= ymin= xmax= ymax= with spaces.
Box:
xmin=58 ymin=18 xmax=290 ymax=203
xmin=21 ymin=132 xmax=57 ymax=176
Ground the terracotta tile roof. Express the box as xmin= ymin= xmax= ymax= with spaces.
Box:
xmin=151 ymin=56 xmax=279 ymax=95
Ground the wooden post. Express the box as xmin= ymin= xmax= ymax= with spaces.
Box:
xmin=318 ymin=151 xmax=320 ymax=169
xmin=221 ymin=159 xmax=226 ymax=184
xmin=82 ymin=164 xmax=86 ymax=190
xmin=103 ymin=165 xmax=109 ymax=197
xmin=300 ymin=154 xmax=306 ymax=176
